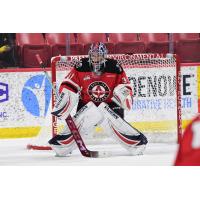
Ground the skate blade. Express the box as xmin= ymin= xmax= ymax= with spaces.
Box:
xmin=50 ymin=145 xmax=73 ymax=157
xmin=129 ymin=145 xmax=146 ymax=156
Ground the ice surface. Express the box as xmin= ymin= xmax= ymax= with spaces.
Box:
xmin=0 ymin=138 xmax=178 ymax=166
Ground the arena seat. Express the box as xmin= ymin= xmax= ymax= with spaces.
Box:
xmin=172 ymin=33 xmax=200 ymax=62
xmin=173 ymin=33 xmax=200 ymax=41
xmin=16 ymin=33 xmax=51 ymax=67
xmin=77 ymin=33 xmax=107 ymax=43
xmin=115 ymin=42 xmax=146 ymax=54
xmin=77 ymin=33 xmax=114 ymax=54
xmin=108 ymin=33 xmax=145 ymax=54
xmin=139 ymin=33 xmax=171 ymax=53
xmin=176 ymin=38 xmax=200 ymax=63
xmin=109 ymin=33 xmax=138 ymax=43
xmin=46 ymin=33 xmax=83 ymax=56
xmin=46 ymin=33 xmax=68 ymax=44
xmin=139 ymin=33 xmax=168 ymax=43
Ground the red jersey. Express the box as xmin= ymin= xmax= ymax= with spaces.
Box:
xmin=60 ymin=58 xmax=130 ymax=106
xmin=174 ymin=114 xmax=200 ymax=166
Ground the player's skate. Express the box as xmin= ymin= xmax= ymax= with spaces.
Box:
xmin=120 ymin=134 xmax=147 ymax=155
xmin=48 ymin=130 xmax=76 ymax=157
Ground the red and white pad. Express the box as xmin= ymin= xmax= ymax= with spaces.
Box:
xmin=51 ymin=88 xmax=79 ymax=119
xmin=98 ymin=102 xmax=146 ymax=155
xmin=111 ymin=84 xmax=133 ymax=111
xmin=74 ymin=101 xmax=104 ymax=135
xmin=50 ymin=101 xmax=104 ymax=156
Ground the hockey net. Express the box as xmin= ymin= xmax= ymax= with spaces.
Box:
xmin=27 ymin=53 xmax=182 ymax=150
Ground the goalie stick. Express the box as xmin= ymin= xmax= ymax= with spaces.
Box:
xmin=35 ymin=54 xmax=107 ymax=158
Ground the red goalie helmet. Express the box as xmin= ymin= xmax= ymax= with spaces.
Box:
xmin=88 ymin=42 xmax=108 ymax=75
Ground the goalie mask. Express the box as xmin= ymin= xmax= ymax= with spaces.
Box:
xmin=88 ymin=42 xmax=108 ymax=75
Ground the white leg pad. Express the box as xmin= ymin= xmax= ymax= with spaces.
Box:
xmin=50 ymin=101 xmax=104 ymax=156
xmin=74 ymin=101 xmax=105 ymax=135
xmin=98 ymin=102 xmax=146 ymax=155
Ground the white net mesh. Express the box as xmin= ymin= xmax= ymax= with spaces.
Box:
xmin=54 ymin=54 xmax=176 ymax=69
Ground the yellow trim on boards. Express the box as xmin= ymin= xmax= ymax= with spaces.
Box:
xmin=0 ymin=119 xmax=192 ymax=139
xmin=0 ymin=127 xmax=41 ymax=139
xmin=95 ymin=119 xmax=191 ymax=134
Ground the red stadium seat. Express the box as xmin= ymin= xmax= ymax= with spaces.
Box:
xmin=173 ymin=33 xmax=200 ymax=41
xmin=109 ymin=33 xmax=145 ymax=54
xmin=172 ymin=33 xmax=200 ymax=62
xmin=46 ymin=33 xmax=66 ymax=44
xmin=50 ymin=44 xmax=83 ymax=56
xmin=16 ymin=33 xmax=45 ymax=45
xmin=139 ymin=33 xmax=171 ymax=53
xmin=77 ymin=33 xmax=114 ymax=55
xmin=139 ymin=33 xmax=168 ymax=43
xmin=146 ymin=42 xmax=172 ymax=54
xmin=176 ymin=39 xmax=200 ymax=63
xmin=77 ymin=33 xmax=107 ymax=43
xmin=109 ymin=33 xmax=137 ymax=43
xmin=16 ymin=33 xmax=51 ymax=67
xmin=46 ymin=33 xmax=77 ymax=44
xmin=46 ymin=33 xmax=83 ymax=56
xmin=115 ymin=42 xmax=146 ymax=54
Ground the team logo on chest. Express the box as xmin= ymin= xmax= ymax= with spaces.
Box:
xmin=88 ymin=81 xmax=110 ymax=102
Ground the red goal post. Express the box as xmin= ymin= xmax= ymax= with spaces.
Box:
xmin=27 ymin=53 xmax=182 ymax=150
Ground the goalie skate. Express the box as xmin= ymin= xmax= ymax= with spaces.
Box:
xmin=128 ymin=145 xmax=146 ymax=156
xmin=48 ymin=133 xmax=75 ymax=157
